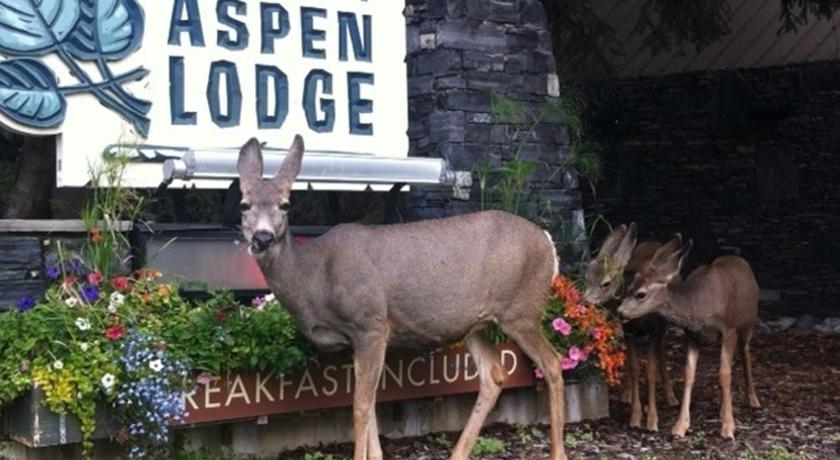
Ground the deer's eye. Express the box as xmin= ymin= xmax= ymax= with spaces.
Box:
xmin=239 ymin=202 xmax=251 ymax=213
xmin=635 ymin=290 xmax=647 ymax=300
xmin=601 ymin=279 xmax=611 ymax=288
xmin=278 ymin=202 xmax=291 ymax=212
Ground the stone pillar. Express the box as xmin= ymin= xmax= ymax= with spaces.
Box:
xmin=403 ymin=0 xmax=585 ymax=264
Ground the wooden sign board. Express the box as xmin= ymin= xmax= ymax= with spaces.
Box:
xmin=184 ymin=342 xmax=535 ymax=424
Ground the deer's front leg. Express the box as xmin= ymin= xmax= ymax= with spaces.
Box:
xmin=644 ymin=339 xmax=659 ymax=431
xmin=672 ymin=341 xmax=699 ymax=437
xmin=627 ymin=339 xmax=643 ymax=428
xmin=719 ymin=330 xmax=737 ymax=439
xmin=352 ymin=336 xmax=388 ymax=460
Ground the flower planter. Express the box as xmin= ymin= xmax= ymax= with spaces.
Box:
xmin=1 ymin=342 xmax=608 ymax=458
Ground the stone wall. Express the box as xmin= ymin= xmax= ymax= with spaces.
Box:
xmin=583 ymin=61 xmax=840 ymax=315
xmin=402 ymin=0 xmax=583 ymax=250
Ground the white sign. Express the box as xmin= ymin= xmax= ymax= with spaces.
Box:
xmin=0 ymin=0 xmax=408 ymax=187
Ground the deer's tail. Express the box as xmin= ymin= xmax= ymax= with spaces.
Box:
xmin=543 ymin=230 xmax=559 ymax=279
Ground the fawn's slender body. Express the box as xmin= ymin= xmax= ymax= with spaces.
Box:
xmin=618 ymin=239 xmax=761 ymax=439
xmin=237 ymin=136 xmax=568 ymax=460
xmin=583 ymin=224 xmax=679 ymax=432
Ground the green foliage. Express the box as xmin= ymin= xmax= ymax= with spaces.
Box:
xmin=564 ymin=427 xmax=595 ymax=448
xmin=159 ymin=291 xmax=312 ymax=375
xmin=513 ymin=422 xmax=545 ymax=444
xmin=779 ymin=0 xmax=840 ymax=32
xmin=742 ymin=444 xmax=807 ymax=460
xmin=470 ymin=436 xmax=506 ymax=456
xmin=428 ymin=432 xmax=453 ymax=449
xmin=632 ymin=0 xmax=732 ymax=54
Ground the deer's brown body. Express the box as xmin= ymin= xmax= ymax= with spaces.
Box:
xmin=237 ymin=136 xmax=568 ymax=460
xmin=618 ymin=240 xmax=761 ymax=439
xmin=583 ymin=225 xmax=678 ymax=432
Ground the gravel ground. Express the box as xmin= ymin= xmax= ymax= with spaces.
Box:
xmin=282 ymin=329 xmax=840 ymax=459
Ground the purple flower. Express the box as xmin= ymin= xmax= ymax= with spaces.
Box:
xmin=82 ymin=283 xmax=100 ymax=301
xmin=16 ymin=296 xmax=35 ymax=312
xmin=43 ymin=264 xmax=61 ymax=280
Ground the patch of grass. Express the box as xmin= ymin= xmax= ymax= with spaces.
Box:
xmin=513 ymin=422 xmax=545 ymax=444
xmin=303 ymin=452 xmax=346 ymax=460
xmin=742 ymin=444 xmax=807 ymax=460
xmin=428 ymin=432 xmax=453 ymax=449
xmin=471 ymin=436 xmax=506 ymax=456
xmin=564 ymin=428 xmax=595 ymax=448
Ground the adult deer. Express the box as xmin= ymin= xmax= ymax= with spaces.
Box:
xmin=582 ymin=223 xmax=679 ymax=432
xmin=617 ymin=238 xmax=761 ymax=439
xmin=237 ymin=136 xmax=568 ymax=460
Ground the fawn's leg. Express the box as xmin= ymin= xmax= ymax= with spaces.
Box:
xmin=627 ymin=339 xmax=643 ymax=428
xmin=352 ymin=335 xmax=387 ymax=460
xmin=739 ymin=328 xmax=761 ymax=409
xmin=645 ymin=339 xmax=659 ymax=431
xmin=719 ymin=330 xmax=737 ymax=439
xmin=655 ymin=326 xmax=679 ymax=407
xmin=450 ymin=331 xmax=507 ymax=460
xmin=505 ymin=319 xmax=567 ymax=460
xmin=672 ymin=340 xmax=700 ymax=437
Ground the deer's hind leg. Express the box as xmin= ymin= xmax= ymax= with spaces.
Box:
xmin=502 ymin=316 xmax=567 ymax=460
xmin=654 ymin=324 xmax=679 ymax=407
xmin=738 ymin=328 xmax=761 ymax=409
xmin=626 ymin=338 xmax=643 ymax=428
xmin=719 ymin=329 xmax=738 ymax=439
xmin=449 ymin=330 xmax=508 ymax=460
xmin=644 ymin=339 xmax=660 ymax=431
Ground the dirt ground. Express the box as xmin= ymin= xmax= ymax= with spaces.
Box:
xmin=284 ymin=329 xmax=840 ymax=459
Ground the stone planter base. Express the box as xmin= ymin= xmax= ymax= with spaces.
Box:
xmin=1 ymin=380 xmax=607 ymax=459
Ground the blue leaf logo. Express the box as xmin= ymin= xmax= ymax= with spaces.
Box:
xmin=0 ymin=0 xmax=150 ymax=136
xmin=0 ymin=59 xmax=65 ymax=127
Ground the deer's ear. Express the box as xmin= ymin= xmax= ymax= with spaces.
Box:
xmin=597 ymin=224 xmax=627 ymax=258
xmin=662 ymin=239 xmax=693 ymax=282
xmin=238 ymin=138 xmax=264 ymax=191
xmin=613 ymin=222 xmax=638 ymax=269
xmin=274 ymin=135 xmax=304 ymax=191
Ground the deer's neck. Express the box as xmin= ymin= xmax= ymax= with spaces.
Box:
xmin=660 ymin=281 xmax=717 ymax=333
xmin=256 ymin=232 xmax=314 ymax=314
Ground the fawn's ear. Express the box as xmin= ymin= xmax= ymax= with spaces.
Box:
xmin=612 ymin=222 xmax=638 ymax=269
xmin=597 ymin=224 xmax=627 ymax=259
xmin=652 ymin=237 xmax=692 ymax=282
xmin=238 ymin=138 xmax=263 ymax=192
xmin=273 ymin=135 xmax=304 ymax=192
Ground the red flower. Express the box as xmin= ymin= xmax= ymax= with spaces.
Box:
xmin=89 ymin=228 xmax=101 ymax=242
xmin=87 ymin=270 xmax=103 ymax=285
xmin=62 ymin=275 xmax=76 ymax=288
xmin=105 ymin=324 xmax=125 ymax=341
xmin=111 ymin=276 xmax=129 ymax=291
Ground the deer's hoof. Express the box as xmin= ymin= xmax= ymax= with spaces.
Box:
xmin=748 ymin=396 xmax=761 ymax=409
xmin=629 ymin=414 xmax=642 ymax=429
xmin=671 ymin=422 xmax=689 ymax=437
xmin=645 ymin=417 xmax=659 ymax=432
xmin=666 ymin=395 xmax=680 ymax=407
xmin=720 ymin=424 xmax=735 ymax=440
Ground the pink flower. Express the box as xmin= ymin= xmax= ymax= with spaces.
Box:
xmin=567 ymin=346 xmax=583 ymax=362
xmin=561 ymin=357 xmax=578 ymax=370
xmin=551 ymin=317 xmax=572 ymax=336
xmin=196 ymin=372 xmax=212 ymax=386
xmin=534 ymin=368 xmax=544 ymax=379
xmin=87 ymin=270 xmax=103 ymax=285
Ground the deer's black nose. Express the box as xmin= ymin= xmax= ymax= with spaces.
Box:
xmin=252 ymin=230 xmax=275 ymax=251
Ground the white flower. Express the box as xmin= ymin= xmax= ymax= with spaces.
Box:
xmin=79 ymin=342 xmax=89 ymax=352
xmin=264 ymin=293 xmax=275 ymax=303
xmin=109 ymin=292 xmax=125 ymax=306
xmin=148 ymin=359 xmax=164 ymax=372
xmin=52 ymin=360 xmax=64 ymax=370
xmin=100 ymin=373 xmax=115 ymax=390
xmin=75 ymin=317 xmax=91 ymax=331
xmin=65 ymin=297 xmax=79 ymax=307
xmin=107 ymin=302 xmax=118 ymax=314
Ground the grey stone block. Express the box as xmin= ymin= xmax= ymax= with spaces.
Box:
xmin=438 ymin=90 xmax=492 ymax=112
xmin=437 ymin=20 xmax=507 ymax=53
xmin=428 ymin=111 xmax=466 ymax=142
